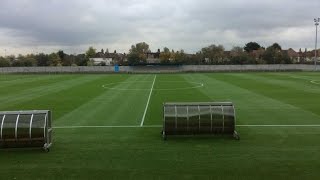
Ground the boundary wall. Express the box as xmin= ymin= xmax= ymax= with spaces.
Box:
xmin=0 ymin=65 xmax=318 ymax=74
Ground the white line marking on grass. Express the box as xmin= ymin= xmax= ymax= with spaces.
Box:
xmin=310 ymin=80 xmax=320 ymax=85
xmin=53 ymin=124 xmax=320 ymax=129
xmin=102 ymin=81 xmax=203 ymax=91
xmin=140 ymin=75 xmax=157 ymax=127
xmin=54 ymin=125 xmax=141 ymax=129
xmin=237 ymin=124 xmax=320 ymax=127
xmin=288 ymin=75 xmax=320 ymax=85
xmin=53 ymin=125 xmax=161 ymax=129
xmin=155 ymin=82 xmax=203 ymax=91
xmin=288 ymin=75 xmax=310 ymax=80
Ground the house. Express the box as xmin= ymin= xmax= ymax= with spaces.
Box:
xmin=224 ymin=51 xmax=231 ymax=57
xmin=89 ymin=57 xmax=113 ymax=65
xmin=145 ymin=49 xmax=160 ymax=64
xmin=297 ymin=48 xmax=320 ymax=62
xmin=282 ymin=48 xmax=299 ymax=63
xmin=89 ymin=50 xmax=112 ymax=65
xmin=89 ymin=49 xmax=127 ymax=66
xmin=310 ymin=49 xmax=320 ymax=62
xmin=112 ymin=53 xmax=127 ymax=65
xmin=251 ymin=48 xmax=265 ymax=59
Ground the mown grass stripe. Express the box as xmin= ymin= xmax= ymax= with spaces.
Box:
xmin=0 ymin=75 xmax=103 ymax=110
xmin=55 ymin=75 xmax=152 ymax=126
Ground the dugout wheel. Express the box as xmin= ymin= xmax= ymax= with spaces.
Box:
xmin=162 ymin=130 xmax=167 ymax=140
xmin=233 ymin=131 xmax=240 ymax=140
xmin=43 ymin=144 xmax=50 ymax=152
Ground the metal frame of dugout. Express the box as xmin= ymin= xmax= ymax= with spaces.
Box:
xmin=162 ymin=102 xmax=239 ymax=140
xmin=0 ymin=110 xmax=52 ymax=151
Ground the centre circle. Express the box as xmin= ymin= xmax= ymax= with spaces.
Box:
xmin=310 ymin=80 xmax=320 ymax=85
xmin=102 ymin=81 xmax=204 ymax=91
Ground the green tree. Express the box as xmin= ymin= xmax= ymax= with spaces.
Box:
xmin=199 ymin=44 xmax=225 ymax=64
xmin=7 ymin=55 xmax=16 ymax=64
xmin=195 ymin=52 xmax=205 ymax=65
xmin=230 ymin=46 xmax=256 ymax=64
xmin=0 ymin=57 xmax=10 ymax=67
xmin=11 ymin=60 xmax=22 ymax=67
xmin=62 ymin=55 xmax=73 ymax=66
xmin=74 ymin=54 xmax=87 ymax=66
xmin=230 ymin=53 xmax=256 ymax=64
xmin=281 ymin=52 xmax=292 ymax=64
xmin=173 ymin=50 xmax=187 ymax=64
xmin=159 ymin=47 xmax=171 ymax=64
xmin=261 ymin=47 xmax=276 ymax=64
xmin=48 ymin=53 xmax=62 ymax=66
xmin=85 ymin=46 xmax=96 ymax=66
xmin=128 ymin=42 xmax=150 ymax=65
xmin=86 ymin=47 xmax=96 ymax=59
xmin=58 ymin=50 xmax=65 ymax=61
xmin=22 ymin=54 xmax=36 ymax=66
xmin=262 ymin=45 xmax=290 ymax=64
xmin=57 ymin=50 xmax=73 ymax=66
xmin=185 ymin=54 xmax=199 ymax=65
xmin=270 ymin=43 xmax=282 ymax=51
xmin=127 ymin=52 xmax=141 ymax=65
xmin=261 ymin=43 xmax=292 ymax=64
xmin=12 ymin=55 xmax=24 ymax=67
xmin=244 ymin=42 xmax=261 ymax=52
xmin=133 ymin=42 xmax=149 ymax=54
xmin=36 ymin=53 xmax=50 ymax=66
xmin=231 ymin=46 xmax=244 ymax=55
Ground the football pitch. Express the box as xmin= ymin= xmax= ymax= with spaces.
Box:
xmin=0 ymin=72 xmax=320 ymax=179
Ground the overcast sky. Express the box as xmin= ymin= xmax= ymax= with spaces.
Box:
xmin=0 ymin=0 xmax=319 ymax=55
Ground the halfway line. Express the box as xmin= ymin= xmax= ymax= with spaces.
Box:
xmin=140 ymin=75 xmax=157 ymax=127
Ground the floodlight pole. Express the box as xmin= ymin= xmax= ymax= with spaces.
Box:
xmin=315 ymin=18 xmax=319 ymax=71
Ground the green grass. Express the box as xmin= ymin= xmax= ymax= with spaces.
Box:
xmin=0 ymin=72 xmax=320 ymax=180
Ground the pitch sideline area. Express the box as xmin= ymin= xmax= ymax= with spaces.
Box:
xmin=0 ymin=72 xmax=320 ymax=179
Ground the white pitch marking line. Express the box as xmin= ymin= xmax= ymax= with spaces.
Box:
xmin=310 ymin=80 xmax=320 ymax=85
xmin=102 ymin=81 xmax=203 ymax=91
xmin=53 ymin=124 xmax=320 ymax=129
xmin=54 ymin=125 xmax=141 ymax=129
xmin=237 ymin=124 xmax=320 ymax=127
xmin=53 ymin=125 xmax=161 ymax=129
xmin=288 ymin=75 xmax=320 ymax=85
xmin=140 ymin=75 xmax=157 ymax=127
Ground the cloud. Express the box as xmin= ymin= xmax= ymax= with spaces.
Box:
xmin=0 ymin=0 xmax=319 ymax=55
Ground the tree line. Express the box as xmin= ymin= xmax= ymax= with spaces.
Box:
xmin=0 ymin=42 xmax=297 ymax=67
xmin=0 ymin=51 xmax=87 ymax=67
xmin=126 ymin=42 xmax=294 ymax=65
